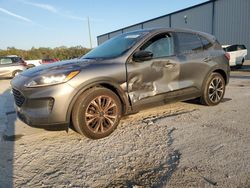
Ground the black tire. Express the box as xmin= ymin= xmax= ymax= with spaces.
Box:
xmin=12 ymin=70 xmax=22 ymax=78
xmin=200 ymin=72 xmax=225 ymax=106
xmin=27 ymin=64 xmax=35 ymax=69
xmin=72 ymin=87 xmax=122 ymax=139
xmin=236 ymin=64 xmax=242 ymax=69
xmin=236 ymin=58 xmax=245 ymax=69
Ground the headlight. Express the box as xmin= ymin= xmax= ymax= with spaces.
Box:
xmin=24 ymin=70 xmax=79 ymax=87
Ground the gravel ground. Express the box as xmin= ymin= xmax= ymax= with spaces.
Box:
xmin=0 ymin=70 xmax=250 ymax=188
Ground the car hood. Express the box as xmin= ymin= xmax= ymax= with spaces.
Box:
xmin=21 ymin=59 xmax=95 ymax=77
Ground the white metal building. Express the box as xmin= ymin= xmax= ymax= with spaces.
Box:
xmin=97 ymin=0 xmax=250 ymax=59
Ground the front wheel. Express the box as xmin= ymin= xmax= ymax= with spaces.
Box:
xmin=200 ymin=73 xmax=225 ymax=106
xmin=72 ymin=87 xmax=122 ymax=139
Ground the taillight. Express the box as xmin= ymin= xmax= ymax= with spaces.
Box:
xmin=225 ymin=53 xmax=230 ymax=61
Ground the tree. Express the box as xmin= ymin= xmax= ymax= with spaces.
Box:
xmin=0 ymin=46 xmax=91 ymax=60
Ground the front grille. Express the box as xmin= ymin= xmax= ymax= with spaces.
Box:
xmin=12 ymin=88 xmax=25 ymax=107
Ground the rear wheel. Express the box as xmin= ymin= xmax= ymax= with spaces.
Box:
xmin=200 ymin=72 xmax=225 ymax=106
xmin=236 ymin=58 xmax=244 ymax=69
xmin=72 ymin=87 xmax=122 ymax=139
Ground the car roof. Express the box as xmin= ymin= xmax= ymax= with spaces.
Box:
xmin=126 ymin=27 xmax=216 ymax=41
xmin=6 ymin=55 xmax=18 ymax=57
xmin=0 ymin=56 xmax=12 ymax=58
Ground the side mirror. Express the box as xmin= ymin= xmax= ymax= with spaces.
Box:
xmin=133 ymin=50 xmax=153 ymax=62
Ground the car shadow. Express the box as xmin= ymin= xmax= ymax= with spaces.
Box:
xmin=0 ymin=88 xmax=16 ymax=187
xmin=231 ymin=64 xmax=250 ymax=72
xmin=230 ymin=75 xmax=250 ymax=80
xmin=26 ymin=124 xmax=68 ymax=132
xmin=184 ymin=97 xmax=232 ymax=105
xmin=0 ymin=77 xmax=12 ymax=80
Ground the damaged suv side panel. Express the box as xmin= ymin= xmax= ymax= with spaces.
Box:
xmin=125 ymin=31 xmax=218 ymax=108
xmin=126 ymin=32 xmax=180 ymax=105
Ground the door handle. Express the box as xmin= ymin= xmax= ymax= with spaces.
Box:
xmin=203 ymin=57 xmax=212 ymax=62
xmin=153 ymin=60 xmax=175 ymax=68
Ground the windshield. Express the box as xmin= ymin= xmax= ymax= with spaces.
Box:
xmin=82 ymin=31 xmax=147 ymax=59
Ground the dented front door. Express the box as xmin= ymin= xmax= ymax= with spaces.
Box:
xmin=126 ymin=56 xmax=181 ymax=104
xmin=126 ymin=33 xmax=181 ymax=105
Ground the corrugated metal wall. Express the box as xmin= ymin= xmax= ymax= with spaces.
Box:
xmin=97 ymin=34 xmax=109 ymax=45
xmin=97 ymin=0 xmax=250 ymax=59
xmin=109 ymin=30 xmax=123 ymax=38
xmin=214 ymin=0 xmax=250 ymax=59
xmin=123 ymin=24 xmax=142 ymax=32
xmin=171 ymin=3 xmax=213 ymax=34
xmin=142 ymin=16 xmax=170 ymax=29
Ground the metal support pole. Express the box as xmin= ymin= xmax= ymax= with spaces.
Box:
xmin=87 ymin=16 xmax=92 ymax=49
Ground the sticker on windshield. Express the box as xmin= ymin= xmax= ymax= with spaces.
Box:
xmin=125 ymin=34 xmax=140 ymax=39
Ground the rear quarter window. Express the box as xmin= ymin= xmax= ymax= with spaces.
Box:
xmin=237 ymin=45 xmax=246 ymax=50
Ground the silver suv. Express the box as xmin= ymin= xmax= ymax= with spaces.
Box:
xmin=11 ymin=28 xmax=230 ymax=139
xmin=0 ymin=56 xmax=27 ymax=78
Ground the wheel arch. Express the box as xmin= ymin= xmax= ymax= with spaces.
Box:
xmin=12 ymin=69 xmax=22 ymax=77
xmin=213 ymin=69 xmax=228 ymax=85
xmin=66 ymin=80 xmax=131 ymax=125
xmin=201 ymin=67 xmax=229 ymax=95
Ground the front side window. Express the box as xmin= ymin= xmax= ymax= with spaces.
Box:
xmin=176 ymin=32 xmax=203 ymax=54
xmin=0 ymin=58 xmax=12 ymax=65
xmin=141 ymin=33 xmax=174 ymax=58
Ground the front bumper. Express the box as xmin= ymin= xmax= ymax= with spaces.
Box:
xmin=11 ymin=75 xmax=76 ymax=126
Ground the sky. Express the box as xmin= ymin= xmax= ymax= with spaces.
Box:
xmin=0 ymin=0 xmax=207 ymax=50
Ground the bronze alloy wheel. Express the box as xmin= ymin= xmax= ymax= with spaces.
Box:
xmin=72 ymin=87 xmax=122 ymax=139
xmin=85 ymin=95 xmax=118 ymax=134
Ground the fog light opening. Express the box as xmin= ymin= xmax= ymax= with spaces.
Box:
xmin=48 ymin=98 xmax=55 ymax=113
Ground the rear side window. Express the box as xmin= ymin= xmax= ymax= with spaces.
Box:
xmin=141 ymin=33 xmax=174 ymax=58
xmin=11 ymin=57 xmax=21 ymax=63
xmin=176 ymin=32 xmax=203 ymax=54
xmin=224 ymin=45 xmax=237 ymax=52
xmin=224 ymin=45 xmax=246 ymax=52
xmin=0 ymin=58 xmax=13 ymax=65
